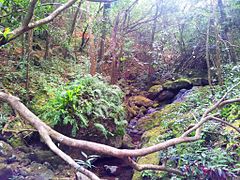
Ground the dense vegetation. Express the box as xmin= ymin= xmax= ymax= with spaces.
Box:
xmin=0 ymin=0 xmax=239 ymax=179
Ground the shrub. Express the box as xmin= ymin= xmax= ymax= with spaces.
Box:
xmin=40 ymin=75 xmax=127 ymax=138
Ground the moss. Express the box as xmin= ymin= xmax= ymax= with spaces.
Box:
xmin=9 ymin=136 xmax=25 ymax=148
xmin=132 ymin=100 xmax=194 ymax=179
xmin=132 ymin=152 xmax=159 ymax=180
xmin=191 ymin=78 xmax=209 ymax=86
xmin=148 ymin=85 xmax=163 ymax=93
xmin=128 ymin=96 xmax=153 ymax=107
xmin=136 ymin=103 xmax=182 ymax=131
xmin=163 ymin=78 xmax=192 ymax=91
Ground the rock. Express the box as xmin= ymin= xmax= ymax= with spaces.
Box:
xmin=148 ymin=85 xmax=163 ymax=93
xmin=128 ymin=96 xmax=153 ymax=107
xmin=0 ymin=166 xmax=13 ymax=180
xmin=26 ymin=162 xmax=54 ymax=180
xmin=156 ymin=90 xmax=175 ymax=102
xmin=191 ymin=78 xmax=209 ymax=86
xmin=148 ymin=85 xmax=163 ymax=99
xmin=162 ymin=78 xmax=193 ymax=92
xmin=109 ymin=135 xmax=123 ymax=148
xmin=104 ymin=165 xmax=119 ymax=176
xmin=127 ymin=96 xmax=153 ymax=118
xmin=4 ymin=155 xmax=17 ymax=164
xmin=0 ymin=141 xmax=14 ymax=158
xmin=122 ymin=134 xmax=135 ymax=149
xmin=173 ymin=89 xmax=193 ymax=103
xmin=27 ymin=150 xmax=64 ymax=165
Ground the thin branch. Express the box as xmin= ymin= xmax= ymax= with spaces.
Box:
xmin=1 ymin=0 xmax=79 ymax=46
xmin=210 ymin=116 xmax=240 ymax=133
xmin=219 ymin=98 xmax=240 ymax=107
xmin=126 ymin=157 xmax=183 ymax=175
xmin=38 ymin=126 xmax=99 ymax=180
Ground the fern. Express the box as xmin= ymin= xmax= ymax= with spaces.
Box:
xmin=40 ymin=74 xmax=127 ymax=138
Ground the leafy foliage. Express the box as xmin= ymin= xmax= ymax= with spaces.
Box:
xmin=40 ymin=75 xmax=127 ymax=137
xmin=75 ymin=151 xmax=100 ymax=169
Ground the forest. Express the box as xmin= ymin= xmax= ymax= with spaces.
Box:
xmin=0 ymin=0 xmax=239 ymax=179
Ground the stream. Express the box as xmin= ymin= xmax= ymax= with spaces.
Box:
xmin=92 ymin=88 xmax=193 ymax=179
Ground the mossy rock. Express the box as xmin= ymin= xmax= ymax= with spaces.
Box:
xmin=8 ymin=136 xmax=25 ymax=148
xmin=148 ymin=85 xmax=163 ymax=94
xmin=132 ymin=126 xmax=168 ymax=180
xmin=132 ymin=101 xmax=193 ymax=179
xmin=191 ymin=78 xmax=209 ymax=86
xmin=136 ymin=103 xmax=182 ymax=132
xmin=132 ymin=152 xmax=160 ymax=180
xmin=156 ymin=90 xmax=175 ymax=102
xmin=162 ymin=79 xmax=192 ymax=92
xmin=128 ymin=96 xmax=153 ymax=107
xmin=127 ymin=96 xmax=154 ymax=118
xmin=148 ymin=85 xmax=164 ymax=100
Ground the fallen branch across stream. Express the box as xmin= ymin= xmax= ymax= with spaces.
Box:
xmin=0 ymin=85 xmax=239 ymax=179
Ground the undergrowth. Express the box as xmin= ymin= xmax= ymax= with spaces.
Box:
xmin=141 ymin=63 xmax=240 ymax=180
xmin=40 ymin=75 xmax=127 ymax=138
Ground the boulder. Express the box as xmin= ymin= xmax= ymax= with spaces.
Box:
xmin=162 ymin=79 xmax=192 ymax=92
xmin=156 ymin=90 xmax=175 ymax=102
xmin=25 ymin=162 xmax=54 ymax=180
xmin=0 ymin=141 xmax=14 ymax=158
xmin=0 ymin=166 xmax=13 ymax=180
xmin=127 ymin=96 xmax=153 ymax=118
xmin=148 ymin=85 xmax=163 ymax=99
xmin=191 ymin=78 xmax=209 ymax=86
xmin=122 ymin=134 xmax=135 ymax=149
xmin=27 ymin=150 xmax=64 ymax=165
xmin=128 ymin=96 xmax=153 ymax=107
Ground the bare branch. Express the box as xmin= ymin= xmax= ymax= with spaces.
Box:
xmin=126 ymin=157 xmax=183 ymax=175
xmin=210 ymin=116 xmax=240 ymax=133
xmin=0 ymin=0 xmax=79 ymax=46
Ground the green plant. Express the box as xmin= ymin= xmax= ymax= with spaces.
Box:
xmin=141 ymin=170 xmax=157 ymax=180
xmin=75 ymin=151 xmax=100 ymax=169
xmin=40 ymin=75 xmax=127 ymax=138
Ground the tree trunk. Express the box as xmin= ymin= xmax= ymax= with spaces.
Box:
xmin=110 ymin=14 xmax=120 ymax=84
xmin=148 ymin=2 xmax=159 ymax=81
xmin=217 ymin=0 xmax=237 ymax=63
xmin=44 ymin=30 xmax=50 ymax=60
xmin=68 ymin=0 xmax=83 ymax=42
xmin=87 ymin=2 xmax=97 ymax=76
xmin=26 ymin=29 xmax=33 ymax=98
xmin=98 ymin=3 xmax=110 ymax=73
xmin=213 ymin=1 xmax=223 ymax=85
xmin=205 ymin=14 xmax=212 ymax=86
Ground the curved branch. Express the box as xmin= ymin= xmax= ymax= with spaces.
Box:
xmin=210 ymin=116 xmax=240 ymax=133
xmin=0 ymin=92 xmax=99 ymax=180
xmin=126 ymin=157 xmax=183 ymax=175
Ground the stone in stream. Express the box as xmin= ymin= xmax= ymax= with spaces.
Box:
xmin=0 ymin=166 xmax=13 ymax=180
xmin=162 ymin=78 xmax=193 ymax=92
xmin=25 ymin=162 xmax=55 ymax=180
xmin=191 ymin=78 xmax=209 ymax=86
xmin=104 ymin=165 xmax=119 ymax=176
xmin=0 ymin=141 xmax=14 ymax=158
xmin=148 ymin=85 xmax=163 ymax=99
xmin=156 ymin=90 xmax=175 ymax=102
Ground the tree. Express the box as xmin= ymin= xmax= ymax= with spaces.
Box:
xmin=0 ymin=0 xmax=116 ymax=46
